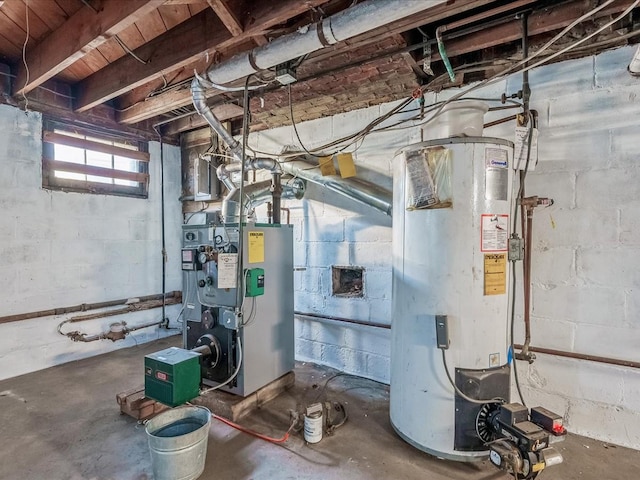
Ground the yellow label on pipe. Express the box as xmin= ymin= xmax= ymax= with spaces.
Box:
xmin=337 ymin=152 xmax=356 ymax=178
xmin=319 ymin=156 xmax=337 ymax=176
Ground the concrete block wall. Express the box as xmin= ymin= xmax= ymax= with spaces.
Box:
xmin=0 ymin=104 xmax=182 ymax=380
xmin=245 ymin=45 xmax=640 ymax=449
xmin=246 ymin=96 xmax=430 ymax=383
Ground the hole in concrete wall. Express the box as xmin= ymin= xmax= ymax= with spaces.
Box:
xmin=332 ymin=266 xmax=364 ymax=297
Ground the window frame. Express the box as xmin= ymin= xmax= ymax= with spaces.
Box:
xmin=42 ymin=119 xmax=150 ymax=199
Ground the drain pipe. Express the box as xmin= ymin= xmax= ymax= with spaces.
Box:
xmin=203 ymin=0 xmax=445 ymax=85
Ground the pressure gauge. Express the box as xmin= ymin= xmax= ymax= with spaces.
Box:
xmin=198 ymin=252 xmax=209 ymax=264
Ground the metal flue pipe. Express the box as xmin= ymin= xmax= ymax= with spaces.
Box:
xmin=203 ymin=0 xmax=446 ymax=86
xmin=280 ymin=158 xmax=393 ymax=216
xmin=193 ymin=80 xmax=391 ymax=218
xmin=222 ymin=178 xmax=306 ymax=223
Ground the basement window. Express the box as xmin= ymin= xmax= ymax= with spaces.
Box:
xmin=332 ymin=266 xmax=364 ymax=297
xmin=42 ymin=119 xmax=150 ymax=198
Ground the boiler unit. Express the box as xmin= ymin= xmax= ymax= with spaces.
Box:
xmin=390 ymin=115 xmax=565 ymax=478
xmin=179 ymin=214 xmax=295 ymax=396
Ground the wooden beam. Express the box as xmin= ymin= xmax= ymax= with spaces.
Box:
xmin=207 ymin=0 xmax=243 ymax=36
xmin=115 ymin=0 xmax=497 ymax=123
xmin=162 ymin=103 xmax=243 ymax=135
xmin=13 ymin=0 xmax=165 ymax=96
xmin=75 ymin=0 xmax=328 ymax=113
xmin=430 ymin=0 xmax=635 ymax=61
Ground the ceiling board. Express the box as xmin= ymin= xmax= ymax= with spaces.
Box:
xmin=188 ymin=2 xmax=209 ymax=16
xmin=135 ymin=8 xmax=167 ymax=42
xmin=80 ymin=48 xmax=110 ymax=73
xmin=96 ymin=37 xmax=126 ymax=64
xmin=28 ymin=0 xmax=73 ymax=30
xmin=116 ymin=23 xmax=147 ymax=50
xmin=51 ymin=0 xmax=84 ymax=18
xmin=157 ymin=4 xmax=192 ymax=30
xmin=0 ymin=31 xmax=22 ymax=59
xmin=1 ymin=1 xmax=49 ymax=43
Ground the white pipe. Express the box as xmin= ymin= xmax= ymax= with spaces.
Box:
xmin=630 ymin=45 xmax=640 ymax=76
xmin=205 ymin=0 xmax=446 ymax=85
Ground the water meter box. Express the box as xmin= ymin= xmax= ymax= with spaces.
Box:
xmin=145 ymin=347 xmax=201 ymax=407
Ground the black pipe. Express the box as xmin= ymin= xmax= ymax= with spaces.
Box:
xmin=157 ymin=128 xmax=168 ymax=326
xmin=271 ymin=173 xmax=282 ymax=225
xmin=295 ymin=311 xmax=390 ymax=330
xmin=521 ymin=12 xmax=531 ymax=115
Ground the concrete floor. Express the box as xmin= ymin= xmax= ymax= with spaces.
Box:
xmin=0 ymin=337 xmax=637 ymax=480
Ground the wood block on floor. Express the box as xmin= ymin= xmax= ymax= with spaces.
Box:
xmin=116 ymin=387 xmax=169 ymax=421
xmin=192 ymin=371 xmax=295 ymax=422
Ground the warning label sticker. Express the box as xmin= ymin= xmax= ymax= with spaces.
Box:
xmin=484 ymin=253 xmax=507 ymax=296
xmin=248 ymin=231 xmax=265 ymax=264
xmin=481 ymin=214 xmax=509 ymax=252
xmin=218 ymin=253 xmax=238 ymax=289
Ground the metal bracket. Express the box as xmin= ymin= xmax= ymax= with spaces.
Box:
xmin=421 ymin=33 xmax=434 ymax=76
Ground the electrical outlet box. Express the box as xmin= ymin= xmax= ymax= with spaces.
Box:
xmin=145 ymin=347 xmax=201 ymax=407
xmin=435 ymin=315 xmax=449 ymax=349
xmin=245 ymin=268 xmax=265 ymax=297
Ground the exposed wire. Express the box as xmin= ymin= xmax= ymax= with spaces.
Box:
xmin=441 ymin=349 xmax=506 ymax=405
xmin=312 ymin=372 xmax=387 ymax=403
xmin=213 ymin=413 xmax=295 ymax=444
xmin=288 ymin=83 xmax=323 ymax=158
xmin=21 ymin=0 xmax=30 ymax=111
xmin=114 ymin=34 xmax=149 ymax=65
xmin=415 ymin=0 xmax=631 ymax=127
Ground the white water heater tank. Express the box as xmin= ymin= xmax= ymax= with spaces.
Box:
xmin=390 ymin=136 xmax=514 ymax=461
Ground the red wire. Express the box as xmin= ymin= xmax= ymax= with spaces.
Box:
xmin=213 ymin=414 xmax=291 ymax=444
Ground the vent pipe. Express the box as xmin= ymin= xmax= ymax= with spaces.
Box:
xmin=203 ymin=0 xmax=446 ymax=85
xmin=280 ymin=158 xmax=392 ymax=216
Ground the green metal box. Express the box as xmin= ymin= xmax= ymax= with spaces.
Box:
xmin=144 ymin=347 xmax=201 ymax=407
xmin=245 ymin=267 xmax=265 ymax=297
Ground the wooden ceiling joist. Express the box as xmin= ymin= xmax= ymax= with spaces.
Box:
xmin=75 ymin=0 xmax=328 ymax=113
xmin=207 ymin=0 xmax=243 ymax=36
xmin=13 ymin=0 xmax=165 ymax=96
xmin=163 ymin=103 xmax=243 ymax=135
xmin=115 ymin=0 xmax=500 ymax=124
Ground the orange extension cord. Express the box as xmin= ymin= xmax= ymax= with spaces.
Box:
xmin=213 ymin=414 xmax=293 ymax=444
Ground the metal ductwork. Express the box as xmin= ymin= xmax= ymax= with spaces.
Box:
xmin=203 ymin=0 xmax=446 ymax=85
xmin=222 ymin=178 xmax=306 ymax=223
xmin=280 ymin=158 xmax=392 ymax=216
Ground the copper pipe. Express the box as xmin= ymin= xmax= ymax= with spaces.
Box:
xmin=523 ymin=203 xmax=533 ymax=353
xmin=514 ymin=344 xmax=640 ymax=370
xmin=0 ymin=291 xmax=182 ymax=325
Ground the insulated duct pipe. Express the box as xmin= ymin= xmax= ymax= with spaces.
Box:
xmin=280 ymin=158 xmax=392 ymax=216
xmin=203 ymin=0 xmax=445 ymax=85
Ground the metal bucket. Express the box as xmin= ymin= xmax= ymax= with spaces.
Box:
xmin=145 ymin=405 xmax=212 ymax=480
